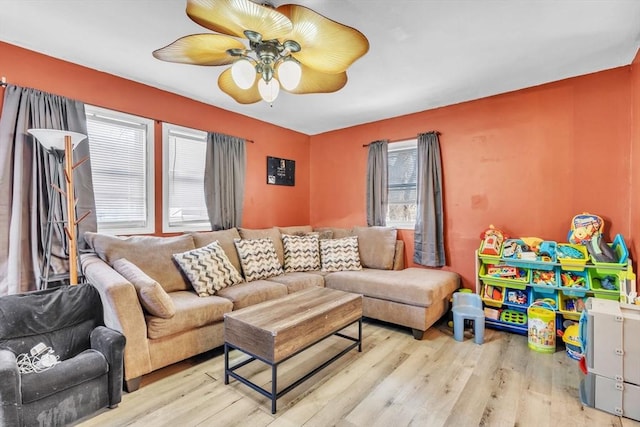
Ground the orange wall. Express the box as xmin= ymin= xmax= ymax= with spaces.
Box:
xmin=0 ymin=41 xmax=310 ymax=232
xmin=310 ymin=67 xmax=633 ymax=289
xmin=631 ymin=50 xmax=640 ymax=273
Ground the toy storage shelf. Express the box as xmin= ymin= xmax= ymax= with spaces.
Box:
xmin=476 ymin=247 xmax=631 ymax=336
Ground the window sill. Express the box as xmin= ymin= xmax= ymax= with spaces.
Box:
xmin=387 ymin=223 xmax=415 ymax=230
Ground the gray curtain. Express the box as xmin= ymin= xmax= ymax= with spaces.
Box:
xmin=204 ymin=132 xmax=246 ymax=230
xmin=0 ymin=85 xmax=97 ymax=295
xmin=414 ymin=131 xmax=445 ymax=267
xmin=366 ymin=140 xmax=388 ymax=226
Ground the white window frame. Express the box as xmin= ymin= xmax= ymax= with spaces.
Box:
xmin=386 ymin=139 xmax=418 ymax=230
xmin=162 ymin=123 xmax=210 ymax=233
xmin=85 ymin=105 xmax=155 ymax=235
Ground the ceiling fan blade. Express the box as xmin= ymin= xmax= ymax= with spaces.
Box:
xmin=277 ymin=4 xmax=369 ymax=74
xmin=153 ymin=34 xmax=244 ymax=65
xmin=218 ymin=68 xmax=262 ymax=104
xmin=187 ymin=0 xmax=293 ymax=40
xmin=279 ymin=63 xmax=347 ymax=94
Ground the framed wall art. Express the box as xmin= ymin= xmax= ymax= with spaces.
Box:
xmin=266 ymin=156 xmax=295 ymax=186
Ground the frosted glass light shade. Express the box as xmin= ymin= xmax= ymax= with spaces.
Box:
xmin=277 ymin=60 xmax=301 ymax=91
xmin=258 ymin=78 xmax=280 ymax=103
xmin=28 ymin=129 xmax=87 ymax=151
xmin=231 ymin=59 xmax=256 ymax=90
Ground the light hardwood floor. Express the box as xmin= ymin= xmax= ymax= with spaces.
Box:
xmin=76 ymin=319 xmax=640 ymax=427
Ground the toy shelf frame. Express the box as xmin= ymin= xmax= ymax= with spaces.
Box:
xmin=474 ymin=249 xmax=632 ymax=336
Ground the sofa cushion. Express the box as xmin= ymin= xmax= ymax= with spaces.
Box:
xmin=238 ymin=227 xmax=284 ymax=266
xmin=191 ymin=228 xmax=242 ymax=274
xmin=113 ymin=258 xmax=176 ymax=318
xmin=324 ymin=267 xmax=460 ymax=307
xmin=172 ymin=241 xmax=244 ymax=297
xmin=315 ymin=230 xmax=334 ymax=240
xmin=20 ymin=349 xmax=108 ymax=404
xmin=282 ymin=234 xmax=320 ymax=272
xmin=146 ymin=291 xmax=233 ymax=339
xmin=216 ymin=280 xmax=288 ymax=310
xmin=353 ymin=226 xmax=398 ymax=270
xmin=319 ymin=236 xmax=362 ymax=272
xmin=267 ymin=271 xmax=325 ymax=293
xmin=278 ymin=225 xmax=313 ymax=235
xmin=314 ymin=227 xmax=353 ymax=239
xmin=234 ymin=238 xmax=284 ymax=281
xmin=84 ymin=232 xmax=195 ymax=292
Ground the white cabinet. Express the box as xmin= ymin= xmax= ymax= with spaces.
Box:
xmin=580 ymin=298 xmax=640 ymax=421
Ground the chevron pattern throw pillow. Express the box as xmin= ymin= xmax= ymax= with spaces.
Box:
xmin=173 ymin=241 xmax=244 ymax=296
xmin=234 ymin=238 xmax=284 ymax=282
xmin=282 ymin=234 xmax=320 ymax=272
xmin=320 ymin=236 xmax=363 ymax=272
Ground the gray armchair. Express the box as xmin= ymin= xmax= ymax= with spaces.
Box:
xmin=0 ymin=284 xmax=125 ymax=427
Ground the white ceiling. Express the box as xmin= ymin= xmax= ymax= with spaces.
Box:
xmin=1 ymin=1 xmax=639 ymax=135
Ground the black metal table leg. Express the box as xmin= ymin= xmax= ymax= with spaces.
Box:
xmin=271 ymin=364 xmax=277 ymax=414
xmin=225 ymin=318 xmax=362 ymax=414
xmin=224 ymin=343 xmax=229 ymax=385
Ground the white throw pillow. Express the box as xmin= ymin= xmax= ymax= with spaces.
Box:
xmin=173 ymin=241 xmax=244 ymax=296
xmin=320 ymin=236 xmax=363 ymax=272
xmin=234 ymin=238 xmax=284 ymax=281
xmin=282 ymin=233 xmax=320 ymax=272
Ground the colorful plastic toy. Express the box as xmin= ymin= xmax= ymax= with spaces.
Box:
xmin=532 ymin=270 xmax=557 ymax=286
xmin=500 ymin=309 xmax=527 ymax=325
xmin=506 ymin=289 xmax=528 ymax=305
xmin=560 ymin=272 xmax=587 ymax=288
xmin=557 ymin=245 xmax=585 ymax=259
xmin=487 ymin=265 xmax=517 ymax=277
xmin=559 ymin=322 xmax=583 ymax=360
xmin=586 ymin=233 xmax=617 ymax=263
xmin=567 ymin=213 xmax=603 ymax=245
xmin=598 ymin=276 xmax=617 ymax=290
xmin=480 ymin=225 xmax=505 ymax=256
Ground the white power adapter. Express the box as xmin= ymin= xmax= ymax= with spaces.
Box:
xmin=36 ymin=352 xmax=58 ymax=369
xmin=30 ymin=342 xmax=49 ymax=357
xmin=17 ymin=343 xmax=59 ymax=373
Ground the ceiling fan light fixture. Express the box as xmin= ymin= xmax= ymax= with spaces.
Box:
xmin=277 ymin=59 xmax=301 ymax=91
xmin=258 ymin=78 xmax=280 ymax=103
xmin=231 ymin=58 xmax=256 ymax=89
xmin=154 ymin=0 xmax=369 ymax=104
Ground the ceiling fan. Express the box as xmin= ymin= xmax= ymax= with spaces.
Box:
xmin=153 ymin=0 xmax=369 ymax=104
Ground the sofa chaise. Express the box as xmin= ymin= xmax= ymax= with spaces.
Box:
xmin=81 ymin=225 xmax=460 ymax=392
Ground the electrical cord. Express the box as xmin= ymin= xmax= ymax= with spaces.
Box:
xmin=16 ymin=345 xmax=59 ymax=374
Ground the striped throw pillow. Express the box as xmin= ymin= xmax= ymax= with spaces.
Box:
xmin=320 ymin=236 xmax=362 ymax=272
xmin=173 ymin=241 xmax=244 ymax=296
xmin=282 ymin=234 xmax=320 ymax=272
xmin=234 ymin=238 xmax=284 ymax=281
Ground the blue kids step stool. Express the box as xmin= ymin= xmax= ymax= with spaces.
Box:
xmin=452 ymin=292 xmax=485 ymax=344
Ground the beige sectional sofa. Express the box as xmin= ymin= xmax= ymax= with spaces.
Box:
xmin=81 ymin=225 xmax=459 ymax=392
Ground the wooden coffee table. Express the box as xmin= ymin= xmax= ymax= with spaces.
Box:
xmin=223 ymin=287 xmax=363 ymax=413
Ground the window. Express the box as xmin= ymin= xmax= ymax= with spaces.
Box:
xmin=85 ymin=105 xmax=154 ymax=235
xmin=386 ymin=139 xmax=417 ymax=229
xmin=162 ymin=123 xmax=210 ymax=232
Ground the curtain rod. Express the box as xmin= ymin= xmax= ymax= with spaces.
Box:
xmin=362 ymin=131 xmax=441 ymax=147
xmin=0 ymin=77 xmax=255 ymax=142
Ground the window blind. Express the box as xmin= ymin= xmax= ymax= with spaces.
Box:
xmin=86 ymin=107 xmax=154 ymax=234
xmin=164 ymin=125 xmax=209 ymax=231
